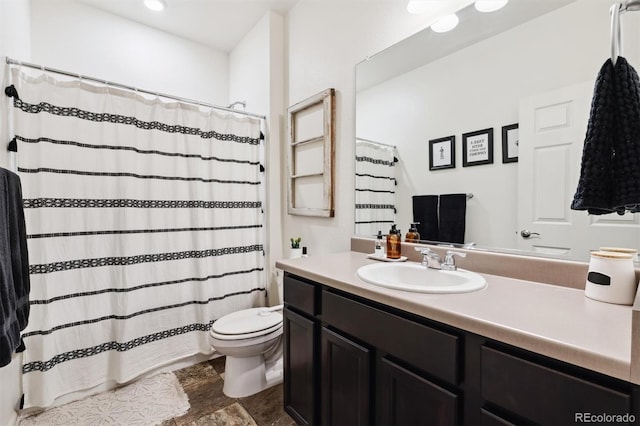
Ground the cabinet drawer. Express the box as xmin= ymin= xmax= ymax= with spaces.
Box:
xmin=322 ymin=290 xmax=459 ymax=384
xmin=284 ymin=274 xmax=319 ymax=316
xmin=481 ymin=346 xmax=633 ymax=425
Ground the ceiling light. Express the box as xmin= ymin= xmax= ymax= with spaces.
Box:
xmin=474 ymin=0 xmax=509 ymax=13
xmin=144 ymin=0 xmax=167 ymax=12
xmin=431 ymin=13 xmax=459 ymax=33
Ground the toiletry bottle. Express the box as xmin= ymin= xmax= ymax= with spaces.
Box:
xmin=301 ymin=247 xmax=308 ymax=258
xmin=405 ymin=223 xmax=420 ymax=243
xmin=386 ymin=224 xmax=401 ymax=259
xmin=374 ymin=231 xmax=385 ymax=256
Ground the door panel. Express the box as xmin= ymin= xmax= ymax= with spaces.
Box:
xmin=284 ymin=307 xmax=317 ymax=426
xmin=321 ymin=327 xmax=371 ymax=426
xmin=518 ymin=83 xmax=640 ymax=258
xmin=377 ymin=356 xmax=459 ymax=426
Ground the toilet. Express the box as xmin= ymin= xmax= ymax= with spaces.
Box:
xmin=209 ymin=304 xmax=284 ymax=398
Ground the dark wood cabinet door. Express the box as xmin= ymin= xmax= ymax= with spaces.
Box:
xmin=480 ymin=409 xmax=518 ymax=426
xmin=481 ymin=346 xmax=634 ymax=426
xmin=321 ymin=327 xmax=371 ymax=426
xmin=377 ymin=356 xmax=460 ymax=426
xmin=284 ymin=307 xmax=317 ymax=426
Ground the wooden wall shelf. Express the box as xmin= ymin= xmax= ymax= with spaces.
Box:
xmin=287 ymin=88 xmax=335 ymax=217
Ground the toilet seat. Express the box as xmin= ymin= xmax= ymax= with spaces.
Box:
xmin=211 ymin=307 xmax=283 ymax=341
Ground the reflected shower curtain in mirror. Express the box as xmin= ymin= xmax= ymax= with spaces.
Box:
xmin=354 ymin=139 xmax=396 ymax=238
xmin=9 ymin=69 xmax=265 ymax=408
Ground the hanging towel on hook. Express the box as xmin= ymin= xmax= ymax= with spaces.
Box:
xmin=571 ymin=57 xmax=640 ymax=215
xmin=0 ymin=168 xmax=30 ymax=367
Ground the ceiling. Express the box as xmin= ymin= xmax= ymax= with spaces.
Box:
xmin=77 ymin=0 xmax=299 ymax=52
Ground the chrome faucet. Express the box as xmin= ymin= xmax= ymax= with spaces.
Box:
xmin=415 ymin=247 xmax=442 ymax=269
xmin=442 ymin=250 xmax=467 ymax=271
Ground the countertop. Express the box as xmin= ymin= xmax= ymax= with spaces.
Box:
xmin=276 ymin=251 xmax=636 ymax=384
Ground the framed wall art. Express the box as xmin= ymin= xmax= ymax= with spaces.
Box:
xmin=429 ymin=136 xmax=455 ymax=171
xmin=462 ymin=128 xmax=493 ymax=167
xmin=502 ymin=123 xmax=519 ymax=163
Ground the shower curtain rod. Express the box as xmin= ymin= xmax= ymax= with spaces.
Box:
xmin=5 ymin=57 xmax=266 ymax=120
xmin=356 ymin=137 xmax=396 ymax=149
xmin=619 ymin=0 xmax=640 ymax=12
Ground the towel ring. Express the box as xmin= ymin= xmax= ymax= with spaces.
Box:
xmin=611 ymin=2 xmax=622 ymax=65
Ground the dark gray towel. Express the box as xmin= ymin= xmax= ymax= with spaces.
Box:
xmin=0 ymin=168 xmax=30 ymax=367
xmin=439 ymin=194 xmax=466 ymax=244
xmin=572 ymin=57 xmax=640 ymax=214
xmin=412 ymin=195 xmax=439 ymax=242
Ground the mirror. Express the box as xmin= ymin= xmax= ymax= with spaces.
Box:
xmin=355 ymin=0 xmax=640 ymax=261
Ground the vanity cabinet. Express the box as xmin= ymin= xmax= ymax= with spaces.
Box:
xmin=283 ymin=272 xmax=640 ymax=426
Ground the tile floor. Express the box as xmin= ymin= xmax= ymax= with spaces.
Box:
xmin=161 ymin=357 xmax=295 ymax=426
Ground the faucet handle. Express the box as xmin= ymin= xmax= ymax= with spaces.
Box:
xmin=415 ymin=247 xmax=441 ymax=268
xmin=415 ymin=246 xmax=433 ymax=255
xmin=442 ymin=250 xmax=467 ymax=271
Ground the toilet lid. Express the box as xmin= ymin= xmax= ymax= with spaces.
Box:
xmin=211 ymin=307 xmax=283 ymax=336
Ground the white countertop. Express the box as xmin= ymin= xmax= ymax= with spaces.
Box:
xmin=276 ymin=251 xmax=635 ymax=383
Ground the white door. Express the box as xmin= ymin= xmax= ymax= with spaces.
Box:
xmin=517 ymin=82 xmax=640 ymax=259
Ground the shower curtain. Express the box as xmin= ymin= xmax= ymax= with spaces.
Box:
xmin=354 ymin=139 xmax=396 ymax=238
xmin=8 ymin=69 xmax=266 ymax=408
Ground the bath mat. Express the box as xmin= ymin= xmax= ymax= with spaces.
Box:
xmin=18 ymin=372 xmax=190 ymax=426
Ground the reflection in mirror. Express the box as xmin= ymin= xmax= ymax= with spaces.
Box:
xmin=354 ymin=138 xmax=397 ymax=238
xmin=355 ymin=0 xmax=640 ymax=261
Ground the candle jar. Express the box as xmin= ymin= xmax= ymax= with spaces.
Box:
xmin=585 ymin=251 xmax=637 ymax=305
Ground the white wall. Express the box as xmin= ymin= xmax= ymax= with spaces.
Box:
xmin=29 ymin=0 xmax=229 ymax=105
xmin=357 ymin=0 xmax=637 ymax=249
xmin=229 ymin=11 xmax=286 ymax=301
xmin=0 ymin=1 xmax=30 ymax=424
xmin=285 ymin=0 xmax=474 ymax=255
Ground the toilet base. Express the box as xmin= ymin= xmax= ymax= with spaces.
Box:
xmin=222 ymin=353 xmax=283 ymax=398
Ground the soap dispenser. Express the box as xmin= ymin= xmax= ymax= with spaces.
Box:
xmin=405 ymin=223 xmax=420 ymax=243
xmin=374 ymin=231 xmax=385 ymax=256
xmin=386 ymin=224 xmax=401 ymax=259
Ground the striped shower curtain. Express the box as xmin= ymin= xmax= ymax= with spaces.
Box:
xmin=9 ymin=69 xmax=266 ymax=408
xmin=354 ymin=139 xmax=396 ymax=238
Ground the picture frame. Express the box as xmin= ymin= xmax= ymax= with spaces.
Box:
xmin=428 ymin=136 xmax=455 ymax=171
xmin=462 ymin=128 xmax=493 ymax=167
xmin=502 ymin=123 xmax=519 ymax=163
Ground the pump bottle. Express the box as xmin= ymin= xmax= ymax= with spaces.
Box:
xmin=405 ymin=223 xmax=420 ymax=243
xmin=386 ymin=224 xmax=401 ymax=259
xmin=374 ymin=231 xmax=385 ymax=256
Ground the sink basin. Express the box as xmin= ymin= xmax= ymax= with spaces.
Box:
xmin=356 ymin=262 xmax=487 ymax=294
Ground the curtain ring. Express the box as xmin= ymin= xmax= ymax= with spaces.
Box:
xmin=611 ymin=2 xmax=622 ymax=65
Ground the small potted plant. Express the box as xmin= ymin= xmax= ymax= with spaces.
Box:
xmin=290 ymin=237 xmax=302 ymax=259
